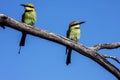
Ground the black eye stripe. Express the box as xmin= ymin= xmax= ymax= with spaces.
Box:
xmin=70 ymin=23 xmax=80 ymax=27
xmin=26 ymin=5 xmax=34 ymax=8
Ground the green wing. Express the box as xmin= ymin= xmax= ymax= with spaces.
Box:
xmin=22 ymin=11 xmax=36 ymax=26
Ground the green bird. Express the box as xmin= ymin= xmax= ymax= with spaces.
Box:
xmin=19 ymin=3 xmax=37 ymax=53
xmin=66 ymin=21 xmax=85 ymax=65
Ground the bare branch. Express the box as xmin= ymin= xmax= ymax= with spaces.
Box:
xmin=0 ymin=14 xmax=120 ymax=79
xmin=102 ymin=55 xmax=120 ymax=64
xmin=91 ymin=42 xmax=120 ymax=51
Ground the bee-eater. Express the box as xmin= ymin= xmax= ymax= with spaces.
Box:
xmin=19 ymin=3 xmax=37 ymax=53
xmin=66 ymin=21 xmax=85 ymax=65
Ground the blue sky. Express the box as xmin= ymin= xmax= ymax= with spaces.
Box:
xmin=0 ymin=0 xmax=120 ymax=80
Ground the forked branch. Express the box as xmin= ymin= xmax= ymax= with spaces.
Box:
xmin=0 ymin=14 xmax=120 ymax=79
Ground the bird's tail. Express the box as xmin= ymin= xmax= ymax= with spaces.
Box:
xmin=18 ymin=46 xmax=22 ymax=54
xmin=19 ymin=32 xmax=27 ymax=46
xmin=66 ymin=48 xmax=72 ymax=65
xmin=18 ymin=32 xmax=26 ymax=54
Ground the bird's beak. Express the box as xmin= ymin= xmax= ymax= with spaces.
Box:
xmin=20 ymin=4 xmax=26 ymax=7
xmin=79 ymin=21 xmax=85 ymax=24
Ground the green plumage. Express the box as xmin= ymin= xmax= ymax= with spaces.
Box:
xmin=19 ymin=3 xmax=36 ymax=47
xmin=67 ymin=27 xmax=80 ymax=42
xmin=66 ymin=21 xmax=85 ymax=65
xmin=22 ymin=11 xmax=36 ymax=26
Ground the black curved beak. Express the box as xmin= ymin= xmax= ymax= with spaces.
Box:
xmin=79 ymin=21 xmax=85 ymax=24
xmin=20 ymin=4 xmax=26 ymax=7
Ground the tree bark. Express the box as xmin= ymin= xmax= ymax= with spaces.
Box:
xmin=0 ymin=14 xmax=120 ymax=79
xmin=91 ymin=42 xmax=120 ymax=51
